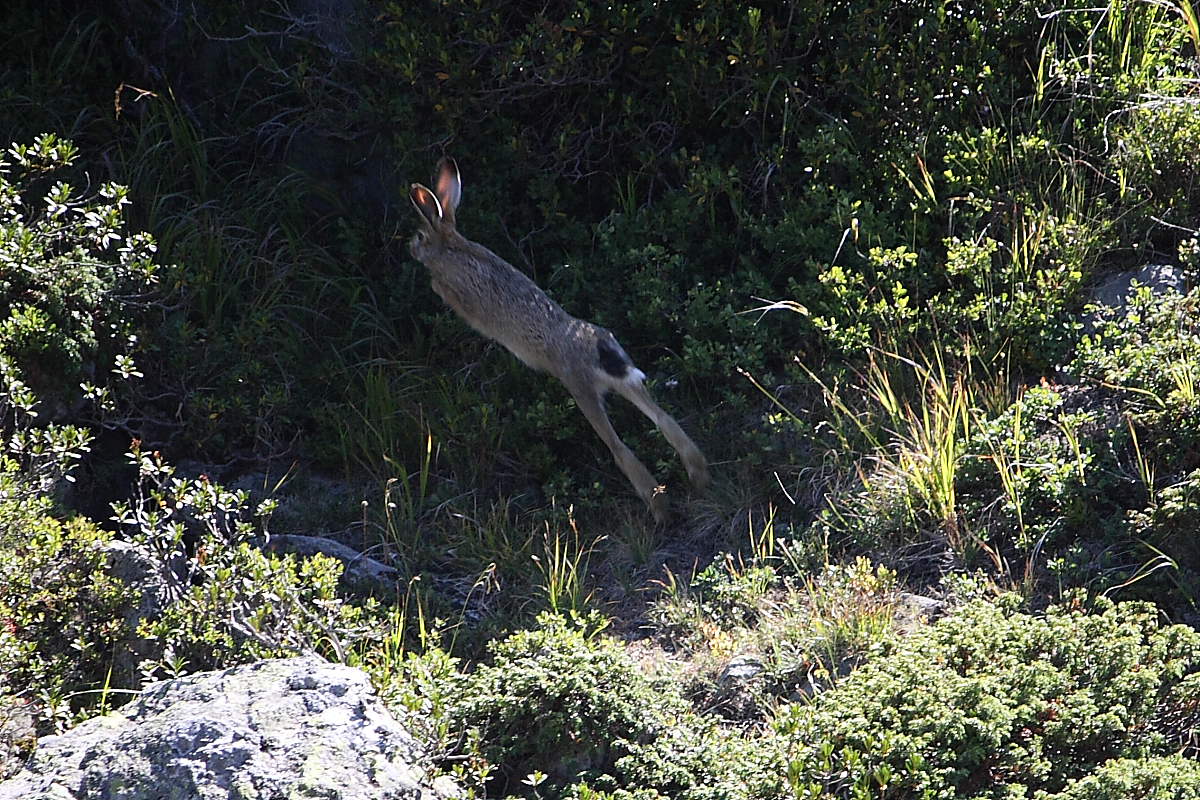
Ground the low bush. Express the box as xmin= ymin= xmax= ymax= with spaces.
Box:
xmin=958 ymin=384 xmax=1102 ymax=558
xmin=0 ymin=134 xmax=157 ymax=732
xmin=450 ymin=612 xmax=667 ymax=793
xmin=0 ymin=135 xmax=378 ymax=717
xmin=771 ymin=596 xmax=1200 ymax=799
xmin=806 ymin=296 xmax=1200 ymax=607
xmin=449 ymin=611 xmax=750 ymax=799
xmin=112 ymin=444 xmax=381 ymax=679
xmin=0 ymin=513 xmax=127 ymax=733
xmin=1072 ymin=283 xmax=1200 ymax=417
xmin=1067 ymin=282 xmax=1200 ymax=598
xmin=649 ymin=554 xmax=899 ymax=701
xmin=1042 ymin=756 xmax=1200 ymax=800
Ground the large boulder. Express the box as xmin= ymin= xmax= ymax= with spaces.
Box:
xmin=0 ymin=657 xmax=456 ymax=800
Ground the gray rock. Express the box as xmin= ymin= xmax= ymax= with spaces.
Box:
xmin=894 ymin=592 xmax=946 ymax=636
xmin=0 ymin=657 xmax=453 ymax=800
xmin=0 ymin=697 xmax=36 ymax=782
xmin=718 ymin=654 xmax=766 ymax=684
xmin=1081 ymin=263 xmax=1188 ymax=337
xmin=897 ymin=591 xmax=944 ymax=619
xmin=1090 ymin=263 xmax=1186 ymax=312
xmin=710 ymin=654 xmax=768 ymax=720
xmin=100 ymin=540 xmax=176 ymax=687
xmin=266 ymin=534 xmax=399 ymax=596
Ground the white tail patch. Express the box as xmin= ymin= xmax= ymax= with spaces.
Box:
xmin=597 ymin=364 xmax=646 ymax=394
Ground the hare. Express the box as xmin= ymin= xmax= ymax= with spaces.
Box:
xmin=408 ymin=157 xmax=709 ymax=522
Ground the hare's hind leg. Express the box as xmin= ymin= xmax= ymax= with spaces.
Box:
xmin=614 ymin=378 xmax=710 ymax=490
xmin=564 ymin=381 xmax=669 ymax=523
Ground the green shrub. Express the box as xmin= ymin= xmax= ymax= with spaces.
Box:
xmin=958 ymin=385 xmax=1099 ymax=554
xmin=1040 ymin=756 xmax=1200 ymax=800
xmin=1110 ymin=101 xmax=1200 ymax=230
xmin=0 ymin=133 xmax=157 ymax=408
xmin=771 ymin=596 xmax=1200 ymax=799
xmin=1068 ymin=283 xmax=1200 ymax=597
xmin=368 ymin=641 xmax=496 ymax=794
xmin=0 ymin=135 xmax=157 ymax=731
xmin=0 ymin=514 xmax=127 ymax=732
xmin=811 ymin=204 xmax=1104 ymax=370
xmin=596 ymin=716 xmax=765 ymax=800
xmin=687 ymin=555 xmax=778 ymax=630
xmin=808 ymin=339 xmax=1200 ymax=606
xmin=450 ymin=611 xmax=746 ymax=799
xmin=763 ymin=558 xmax=899 ymax=692
xmin=111 ymin=445 xmax=380 ymax=679
xmin=450 ymin=612 xmax=664 ymax=792
xmin=1073 ymin=286 xmax=1200 ymax=416
xmin=0 ymin=132 xmax=383 ymax=734
xmin=0 ymin=356 xmax=93 ymax=503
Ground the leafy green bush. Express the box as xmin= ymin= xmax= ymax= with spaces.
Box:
xmin=1073 ymin=285 xmax=1199 ymax=425
xmin=805 ymin=317 xmax=1200 ymax=606
xmin=111 ymin=444 xmax=380 ymax=679
xmin=0 ymin=134 xmax=154 ymax=511
xmin=0 ymin=134 xmax=158 ymax=732
xmin=0 ymin=513 xmax=127 ymax=732
xmin=449 ymin=612 xmax=747 ymax=799
xmin=368 ymin=640 xmax=497 ymax=794
xmin=811 ymin=207 xmax=1103 ymax=370
xmin=958 ymin=385 xmax=1099 ymax=554
xmin=771 ymin=596 xmax=1200 ymax=799
xmin=1110 ymin=101 xmax=1200 ymax=230
xmin=0 ymin=133 xmax=157 ymax=408
xmin=450 ymin=612 xmax=664 ymax=792
xmin=1041 ymin=756 xmax=1200 ymax=800
xmin=0 ymin=132 xmax=385 ymax=738
xmin=1063 ymin=282 xmax=1200 ymax=599
xmin=686 ymin=555 xmax=778 ymax=630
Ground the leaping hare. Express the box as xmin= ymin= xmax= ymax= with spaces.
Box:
xmin=408 ymin=157 xmax=709 ymax=522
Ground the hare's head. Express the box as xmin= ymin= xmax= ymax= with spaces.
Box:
xmin=408 ymin=157 xmax=462 ymax=262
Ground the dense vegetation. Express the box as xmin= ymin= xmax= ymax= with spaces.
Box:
xmin=2 ymin=0 xmax=1200 ymax=796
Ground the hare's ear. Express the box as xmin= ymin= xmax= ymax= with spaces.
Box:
xmin=434 ymin=157 xmax=461 ymax=223
xmin=410 ymin=183 xmax=443 ymax=228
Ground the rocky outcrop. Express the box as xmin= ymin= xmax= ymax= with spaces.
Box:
xmin=0 ymin=657 xmax=457 ymax=800
xmin=1090 ymin=263 xmax=1185 ymax=311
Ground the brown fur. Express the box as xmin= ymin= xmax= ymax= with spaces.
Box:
xmin=409 ymin=158 xmax=709 ymax=521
